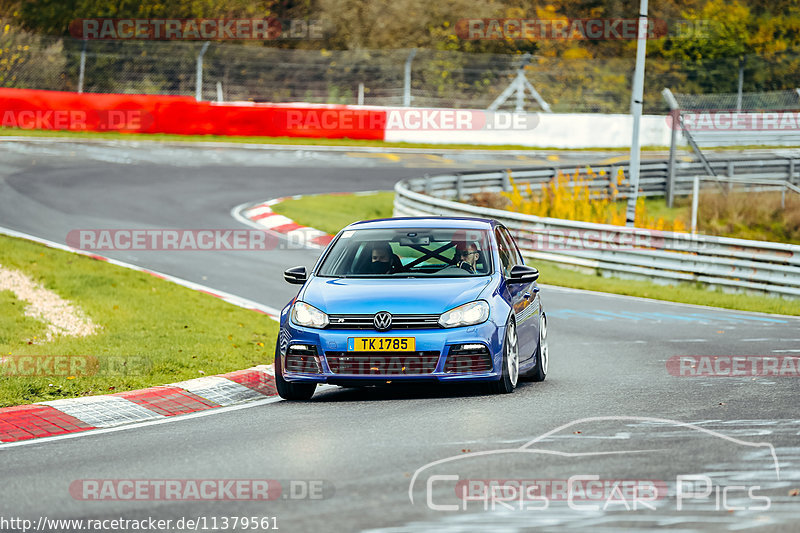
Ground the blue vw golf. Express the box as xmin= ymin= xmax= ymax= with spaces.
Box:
xmin=275 ymin=217 xmax=548 ymax=400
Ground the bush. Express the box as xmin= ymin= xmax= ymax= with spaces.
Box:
xmin=699 ymin=189 xmax=800 ymax=244
xmin=470 ymin=168 xmax=686 ymax=232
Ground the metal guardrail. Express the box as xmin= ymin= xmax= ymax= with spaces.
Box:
xmin=393 ymin=159 xmax=800 ymax=298
xmin=409 ymin=156 xmax=800 ymax=201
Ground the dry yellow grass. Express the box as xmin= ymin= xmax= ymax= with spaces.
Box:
xmin=699 ymin=189 xmax=800 ymax=244
xmin=498 ymin=167 xmax=686 ymax=231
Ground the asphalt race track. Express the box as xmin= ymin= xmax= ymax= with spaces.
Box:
xmin=0 ymin=139 xmax=798 ymax=532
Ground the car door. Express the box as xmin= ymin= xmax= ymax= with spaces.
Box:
xmin=496 ymin=226 xmax=538 ymax=361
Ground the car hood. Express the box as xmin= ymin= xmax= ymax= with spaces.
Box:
xmin=300 ymin=276 xmax=494 ymax=315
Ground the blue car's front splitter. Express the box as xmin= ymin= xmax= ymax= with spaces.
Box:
xmin=281 ymin=321 xmax=505 ymax=384
xmin=288 ymin=373 xmax=499 ymax=385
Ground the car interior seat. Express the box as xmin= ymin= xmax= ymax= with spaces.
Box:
xmin=391 ymin=253 xmax=403 ymax=272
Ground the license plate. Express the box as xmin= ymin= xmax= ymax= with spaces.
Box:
xmin=347 ymin=337 xmax=416 ymax=352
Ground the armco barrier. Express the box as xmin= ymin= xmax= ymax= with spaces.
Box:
xmin=407 ymin=157 xmax=800 ymax=200
xmin=394 ymin=173 xmax=800 ymax=298
xmin=0 ymin=88 xmax=385 ymax=140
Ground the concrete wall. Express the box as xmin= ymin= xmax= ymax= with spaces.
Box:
xmin=384 ymin=111 xmax=673 ymax=148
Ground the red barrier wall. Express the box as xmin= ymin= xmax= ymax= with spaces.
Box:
xmin=0 ymin=88 xmax=386 ymax=140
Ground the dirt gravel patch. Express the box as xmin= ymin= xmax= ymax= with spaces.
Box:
xmin=0 ymin=264 xmax=99 ymax=343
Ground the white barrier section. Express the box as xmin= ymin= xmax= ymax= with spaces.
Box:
xmin=681 ymin=111 xmax=800 ymax=147
xmin=383 ymin=110 xmax=672 ymax=148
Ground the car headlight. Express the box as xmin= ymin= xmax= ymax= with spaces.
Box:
xmin=438 ymin=301 xmax=490 ymax=328
xmin=291 ymin=301 xmax=329 ymax=329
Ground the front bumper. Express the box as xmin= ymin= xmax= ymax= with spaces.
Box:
xmin=279 ymin=320 xmax=504 ymax=384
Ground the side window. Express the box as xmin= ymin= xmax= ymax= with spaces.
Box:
xmin=494 ymin=228 xmax=513 ymax=277
xmin=499 ymin=226 xmax=524 ymax=266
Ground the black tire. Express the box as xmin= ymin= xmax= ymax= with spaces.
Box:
xmin=275 ymin=347 xmax=316 ymax=401
xmin=528 ymin=312 xmax=548 ymax=382
xmin=487 ymin=317 xmax=519 ymax=394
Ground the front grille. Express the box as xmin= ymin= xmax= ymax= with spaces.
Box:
xmin=444 ymin=344 xmax=493 ymax=373
xmin=326 ymin=314 xmax=441 ymax=330
xmin=285 ymin=344 xmax=322 ymax=373
xmin=325 ymin=351 xmax=440 ymax=375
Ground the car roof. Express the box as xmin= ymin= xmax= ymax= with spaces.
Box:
xmin=344 ymin=217 xmax=498 ymax=231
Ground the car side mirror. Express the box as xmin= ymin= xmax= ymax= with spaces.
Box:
xmin=284 ymin=266 xmax=307 ymax=285
xmin=508 ymin=264 xmax=539 ymax=284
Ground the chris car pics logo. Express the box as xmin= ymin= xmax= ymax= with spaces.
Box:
xmin=409 ymin=417 xmax=777 ymax=514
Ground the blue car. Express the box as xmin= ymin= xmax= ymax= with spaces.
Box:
xmin=274 ymin=217 xmax=548 ymax=400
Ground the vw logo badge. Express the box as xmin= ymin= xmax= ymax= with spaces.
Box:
xmin=373 ymin=311 xmax=392 ymax=331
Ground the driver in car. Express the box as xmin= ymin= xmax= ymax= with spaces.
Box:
xmin=365 ymin=242 xmax=393 ymax=274
xmin=455 ymin=242 xmax=479 ymax=274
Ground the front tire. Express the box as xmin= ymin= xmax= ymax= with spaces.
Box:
xmin=275 ymin=347 xmax=316 ymax=401
xmin=488 ymin=317 xmax=519 ymax=394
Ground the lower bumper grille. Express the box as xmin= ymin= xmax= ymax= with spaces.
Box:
xmin=286 ymin=345 xmax=322 ymax=373
xmin=325 ymin=351 xmax=439 ymax=375
xmin=444 ymin=344 xmax=493 ymax=373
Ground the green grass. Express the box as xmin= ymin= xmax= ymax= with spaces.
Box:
xmin=271 ymin=192 xmax=396 ymax=235
xmin=640 ymin=196 xmax=691 ymax=223
xmin=271 ymin=191 xmax=799 ymax=316
xmin=0 ymin=127 xmax=567 ymax=151
xmin=0 ymin=127 xmax=679 ymax=151
xmin=0 ymin=234 xmax=278 ymax=407
xmin=3 ymin=127 xmax=798 ymax=152
xmin=533 ymin=260 xmax=799 ymax=316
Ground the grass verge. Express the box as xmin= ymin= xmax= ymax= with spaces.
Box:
xmin=271 ymin=192 xmax=395 ymax=235
xmin=638 ymin=197 xmax=690 ymax=224
xmin=271 ymin=192 xmax=799 ymax=316
xmin=0 ymin=234 xmax=277 ymax=407
xmin=3 ymin=128 xmax=798 ymax=152
xmin=0 ymin=127 xmax=672 ymax=151
xmin=533 ymin=260 xmax=798 ymax=315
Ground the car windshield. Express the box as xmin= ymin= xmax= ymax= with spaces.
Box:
xmin=317 ymin=227 xmax=493 ymax=277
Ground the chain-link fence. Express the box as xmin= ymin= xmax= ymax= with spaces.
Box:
xmin=2 ymin=34 xmax=800 ymax=114
xmin=672 ymin=89 xmax=800 ymax=111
